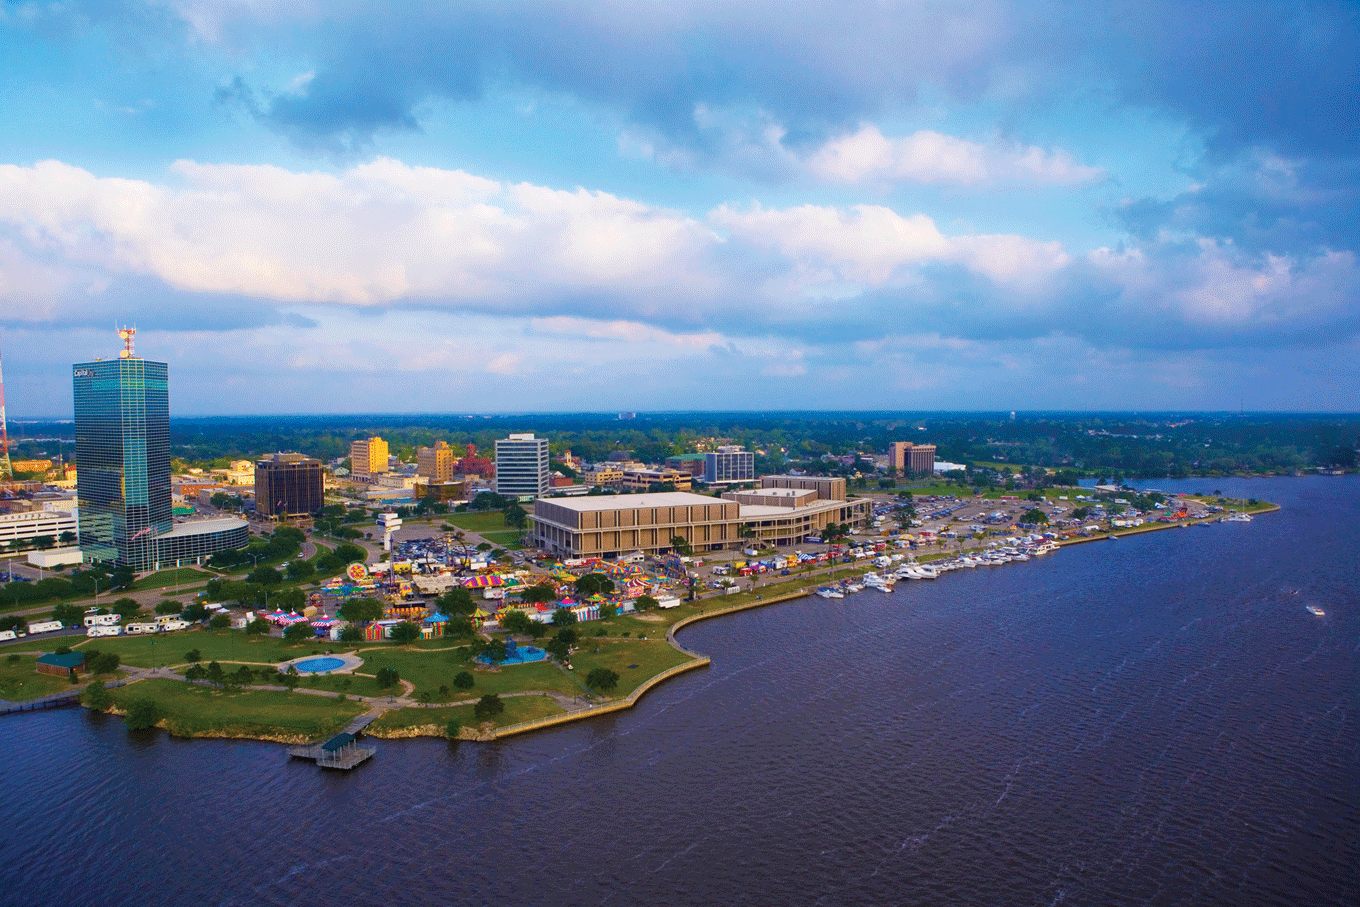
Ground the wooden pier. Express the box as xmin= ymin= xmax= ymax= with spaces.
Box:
xmin=287 ymin=731 xmax=375 ymax=770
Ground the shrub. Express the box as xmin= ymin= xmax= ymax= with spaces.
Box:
xmin=453 ymin=671 xmax=474 ymax=690
xmin=124 ymin=698 xmax=161 ymax=731
xmin=586 ymin=668 xmax=620 ymax=694
xmin=184 ymin=649 xmax=202 ymax=663
xmin=473 ymin=693 xmax=504 ymax=721
xmin=445 ymin=719 xmax=462 ymax=740
xmin=376 ymin=666 xmax=400 ymax=688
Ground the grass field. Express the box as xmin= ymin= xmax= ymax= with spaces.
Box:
xmin=368 ymin=694 xmax=565 ymax=735
xmin=479 ymin=530 xmax=525 ymax=547
xmin=568 ymin=638 xmax=696 ymax=697
xmin=442 ymin=511 xmax=514 ymax=533
xmin=78 ymin=628 xmax=336 ymax=668
xmin=354 ymin=645 xmax=580 ymax=698
xmin=132 ymin=568 xmax=212 ymax=592
xmin=109 ymin=678 xmax=364 ymax=739
xmin=292 ymin=672 xmax=388 ymax=698
xmin=0 ymin=653 xmax=76 ymax=700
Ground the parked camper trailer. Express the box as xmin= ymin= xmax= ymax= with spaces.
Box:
xmin=26 ymin=620 xmax=64 ymax=634
xmin=125 ymin=622 xmax=159 ymax=635
xmin=83 ymin=613 xmax=120 ymax=628
xmin=158 ymin=619 xmax=190 ymax=632
xmin=86 ymin=625 xmax=123 ymax=638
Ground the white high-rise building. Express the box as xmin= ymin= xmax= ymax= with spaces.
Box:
xmin=495 ymin=433 xmax=550 ymax=499
xmin=704 ymin=445 xmax=754 ymax=484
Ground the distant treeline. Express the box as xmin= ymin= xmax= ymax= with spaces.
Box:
xmin=9 ymin=412 xmax=1358 ymax=478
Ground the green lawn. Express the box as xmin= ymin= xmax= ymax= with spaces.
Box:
xmin=568 ymin=638 xmax=696 ymax=697
xmin=442 ymin=511 xmax=514 ymax=533
xmin=368 ymin=695 xmax=565 ymax=735
xmin=109 ymin=678 xmax=364 ymax=739
xmin=293 ymin=672 xmax=388 ymax=698
xmin=354 ymin=645 xmax=578 ymax=698
xmin=479 ymin=530 xmax=525 ymax=547
xmin=78 ymin=628 xmax=336 ymax=668
xmin=0 ymin=653 xmax=76 ymax=700
xmin=132 ymin=568 xmax=212 ymax=591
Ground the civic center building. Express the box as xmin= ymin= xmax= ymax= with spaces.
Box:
xmin=529 ymin=476 xmax=870 ymax=559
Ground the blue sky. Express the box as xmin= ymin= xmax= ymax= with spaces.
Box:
xmin=0 ymin=0 xmax=1356 ymax=415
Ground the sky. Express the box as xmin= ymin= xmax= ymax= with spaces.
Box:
xmin=0 ymin=0 xmax=1357 ymax=417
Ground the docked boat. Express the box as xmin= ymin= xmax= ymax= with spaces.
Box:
xmin=815 ymin=587 xmax=844 ymax=599
xmin=1226 ymin=512 xmax=1253 ymax=522
xmin=1306 ymin=605 xmax=1325 ymax=617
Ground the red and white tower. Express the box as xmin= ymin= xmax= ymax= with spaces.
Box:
xmin=0 ymin=341 xmax=12 ymax=480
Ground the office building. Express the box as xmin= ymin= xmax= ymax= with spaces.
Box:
xmin=888 ymin=441 xmax=936 ymax=474
xmin=704 ymin=445 xmax=754 ymax=484
xmin=350 ymin=436 xmax=390 ymax=480
xmin=74 ymin=333 xmax=246 ymax=569
xmin=531 ymin=492 xmax=741 ymax=558
xmin=255 ymin=452 xmax=324 ymax=518
xmin=722 ymin=475 xmax=871 ymax=547
xmin=495 ymin=433 xmax=549 ymax=499
xmin=417 ymin=440 xmax=457 ymax=483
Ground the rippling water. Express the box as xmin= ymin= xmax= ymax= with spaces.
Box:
xmin=3 ymin=477 xmax=1357 ymax=906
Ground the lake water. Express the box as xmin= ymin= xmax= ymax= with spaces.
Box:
xmin=2 ymin=477 xmax=1356 ymax=906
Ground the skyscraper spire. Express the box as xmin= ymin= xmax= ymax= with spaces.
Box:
xmin=0 ymin=341 xmax=12 ymax=481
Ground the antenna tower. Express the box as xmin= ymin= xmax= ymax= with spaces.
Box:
xmin=0 ymin=342 xmax=12 ymax=480
xmin=118 ymin=325 xmax=137 ymax=359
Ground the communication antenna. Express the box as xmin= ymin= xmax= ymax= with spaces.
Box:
xmin=118 ymin=325 xmax=137 ymax=359
xmin=0 ymin=341 xmax=12 ymax=480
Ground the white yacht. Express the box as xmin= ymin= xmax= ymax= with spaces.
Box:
xmin=1306 ymin=605 xmax=1325 ymax=617
xmin=815 ymin=587 xmax=844 ymax=599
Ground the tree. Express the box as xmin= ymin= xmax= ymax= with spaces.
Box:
xmin=443 ymin=616 xmax=474 ymax=638
xmin=181 ymin=602 xmax=209 ymax=622
xmin=473 ymin=693 xmax=504 ymax=720
xmin=504 ymin=502 xmax=528 ymax=530
xmin=376 ymin=666 xmax=400 ymax=688
xmin=338 ymin=626 xmax=364 ymax=643
xmin=59 ymin=530 xmax=78 ymax=545
xmin=500 ymin=609 xmax=533 ymax=635
xmin=544 ymin=636 xmax=570 ymax=662
xmin=635 ymin=594 xmax=658 ymax=612
xmin=1020 ymin=508 xmax=1049 ymax=525
xmin=33 ymin=534 xmax=55 ymax=550
xmin=283 ymin=621 xmax=313 ymax=641
xmin=669 ymin=535 xmax=693 ymax=556
xmin=154 ymin=600 xmax=182 ymax=615
xmin=453 ymin=671 xmax=475 ymax=690
xmin=574 ymin=573 xmax=615 ymax=598
xmin=52 ymin=602 xmax=83 ymax=628
xmin=556 ymin=626 xmax=579 ymax=646
xmin=338 ymin=597 xmax=384 ymax=623
xmin=281 ymin=664 xmax=300 ymax=692
xmin=551 ymin=607 xmax=577 ymax=628
xmin=110 ymin=597 xmax=141 ymax=619
xmin=89 ymin=652 xmax=121 ymax=675
xmin=247 ymin=566 xmax=282 ymax=586
xmin=246 ymin=617 xmax=271 ymax=635
xmin=480 ymin=639 xmax=507 ymax=665
xmin=82 ymin=680 xmax=111 ymax=710
xmin=285 ymin=559 xmax=315 ymax=580
xmin=521 ymin=583 xmax=556 ymax=604
xmin=206 ymin=661 xmax=225 ymax=687
xmin=209 ymin=613 xmax=231 ymax=631
xmin=586 ymin=668 xmax=620 ymax=694
xmin=437 ymin=586 xmax=475 ymax=616
xmin=184 ymin=663 xmax=208 ymax=682
xmin=445 ymin=718 xmax=462 ymax=740
xmin=109 ymin=566 xmax=136 ymax=591
xmin=124 ymin=698 xmax=161 ymax=731
xmin=1072 ymin=506 xmax=1090 ymax=521
xmin=389 ymin=621 xmax=421 ymax=645
xmin=184 ymin=648 xmax=202 ymax=663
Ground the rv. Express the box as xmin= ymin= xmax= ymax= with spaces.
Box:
xmin=27 ymin=620 xmax=64 ymax=634
xmin=158 ymin=619 xmax=190 ymax=632
xmin=125 ymin=622 xmax=159 ymax=635
xmin=83 ymin=613 xmax=120 ymax=628
xmin=86 ymin=625 xmax=123 ymax=638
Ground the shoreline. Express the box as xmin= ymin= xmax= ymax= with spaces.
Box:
xmin=27 ymin=496 xmax=1281 ymax=745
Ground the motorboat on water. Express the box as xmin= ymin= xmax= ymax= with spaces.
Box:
xmin=1306 ymin=605 xmax=1325 ymax=617
xmin=815 ymin=587 xmax=844 ymax=599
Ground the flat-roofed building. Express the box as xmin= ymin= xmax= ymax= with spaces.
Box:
xmin=350 ymin=437 xmax=390 ymax=480
xmin=704 ymin=446 xmax=754 ymax=484
xmin=255 ymin=452 xmax=324 ymax=518
xmin=582 ymin=462 xmax=624 ymax=488
xmin=888 ymin=441 xmax=936 ymax=474
xmin=417 ymin=440 xmax=457 ymax=483
xmin=665 ymin=453 xmax=707 ymax=477
xmin=530 ymin=492 xmax=741 ymax=558
xmin=620 ymin=467 xmax=692 ymax=492
xmin=0 ymin=508 xmax=77 ymax=546
xmin=495 ymin=433 xmax=549 ymax=499
xmin=723 ymin=477 xmax=871 ymax=546
xmin=759 ymin=474 xmax=847 ymax=501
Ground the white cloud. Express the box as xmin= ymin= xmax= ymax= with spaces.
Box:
xmin=0 ymin=158 xmax=718 ymax=308
xmin=805 ymin=124 xmax=1105 ymax=187
xmin=710 ymin=202 xmax=1069 ymax=291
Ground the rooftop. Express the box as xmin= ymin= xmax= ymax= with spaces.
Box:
xmin=163 ymin=517 xmax=249 ymax=538
xmin=536 ymin=492 xmax=728 ymax=512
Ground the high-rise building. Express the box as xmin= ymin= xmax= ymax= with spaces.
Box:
xmin=74 ymin=331 xmax=247 ymax=569
xmin=494 ymin=433 xmax=549 ymax=499
xmin=350 ymin=436 xmax=389 ymax=479
xmin=417 ymin=440 xmax=457 ymax=482
xmin=255 ymin=452 xmax=324 ymax=518
xmin=888 ymin=441 xmax=936 ymax=474
xmin=73 ymin=352 xmax=171 ymax=569
xmin=704 ymin=445 xmax=754 ymax=484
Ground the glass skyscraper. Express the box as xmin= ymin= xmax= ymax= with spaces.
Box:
xmin=73 ymin=357 xmax=171 ymax=570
